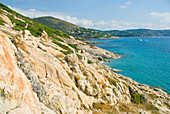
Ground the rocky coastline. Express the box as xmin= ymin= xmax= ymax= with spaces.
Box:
xmin=0 ymin=5 xmax=169 ymax=114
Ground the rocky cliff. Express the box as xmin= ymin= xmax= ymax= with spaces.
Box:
xmin=0 ymin=4 xmax=169 ymax=114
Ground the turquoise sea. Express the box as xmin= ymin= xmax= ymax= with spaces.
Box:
xmin=90 ymin=37 xmax=170 ymax=94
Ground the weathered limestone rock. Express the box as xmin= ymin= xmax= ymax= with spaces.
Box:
xmin=0 ymin=31 xmax=41 ymax=114
xmin=41 ymin=30 xmax=48 ymax=41
xmin=0 ymin=14 xmax=13 ymax=27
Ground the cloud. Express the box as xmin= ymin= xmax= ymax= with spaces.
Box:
xmin=7 ymin=6 xmax=170 ymax=30
xmin=120 ymin=1 xmax=132 ymax=9
xmin=8 ymin=6 xmax=93 ymax=28
xmin=28 ymin=9 xmax=36 ymax=12
xmin=126 ymin=1 xmax=132 ymax=5
xmin=150 ymin=12 xmax=170 ymax=23
xmin=94 ymin=19 xmax=170 ymax=30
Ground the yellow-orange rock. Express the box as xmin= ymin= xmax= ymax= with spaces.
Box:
xmin=0 ymin=31 xmax=41 ymax=114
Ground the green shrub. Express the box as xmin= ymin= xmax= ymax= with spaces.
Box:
xmin=13 ymin=26 xmax=21 ymax=31
xmin=60 ymin=50 xmax=72 ymax=55
xmin=108 ymin=77 xmax=117 ymax=87
xmin=52 ymin=40 xmax=73 ymax=55
xmin=0 ymin=17 xmax=5 ymax=25
xmin=62 ymin=33 xmax=70 ymax=38
xmin=129 ymin=87 xmax=146 ymax=104
xmin=68 ymin=43 xmax=78 ymax=50
xmin=146 ymin=103 xmax=159 ymax=111
xmin=51 ymin=36 xmax=64 ymax=42
xmin=77 ymin=54 xmax=82 ymax=59
xmin=15 ymin=20 xmax=26 ymax=27
xmin=52 ymin=40 xmax=69 ymax=50
xmin=87 ymin=59 xmax=93 ymax=64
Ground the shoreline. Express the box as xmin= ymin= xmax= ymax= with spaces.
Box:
xmin=101 ymin=59 xmax=169 ymax=94
xmin=91 ymin=39 xmax=170 ymax=95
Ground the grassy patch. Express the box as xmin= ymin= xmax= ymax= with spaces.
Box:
xmin=146 ymin=103 xmax=159 ymax=111
xmin=129 ymin=86 xmax=146 ymax=104
xmin=119 ymin=104 xmax=131 ymax=112
xmin=107 ymin=77 xmax=117 ymax=87
xmin=0 ymin=17 xmax=6 ymax=25
xmin=52 ymin=40 xmax=68 ymax=50
xmin=52 ymin=40 xmax=73 ymax=55
xmin=93 ymin=103 xmax=117 ymax=111
xmin=50 ymin=36 xmax=64 ymax=42
xmin=77 ymin=54 xmax=82 ymax=59
xmin=68 ymin=43 xmax=78 ymax=50
xmin=87 ymin=59 xmax=93 ymax=64
xmin=60 ymin=50 xmax=72 ymax=55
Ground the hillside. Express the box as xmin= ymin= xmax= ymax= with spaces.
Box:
xmin=0 ymin=3 xmax=170 ymax=114
xmin=34 ymin=17 xmax=170 ymax=38
xmin=126 ymin=29 xmax=170 ymax=36
xmin=34 ymin=16 xmax=115 ymax=39
xmin=103 ymin=30 xmax=145 ymax=37
xmin=34 ymin=16 xmax=80 ymax=33
xmin=103 ymin=29 xmax=170 ymax=37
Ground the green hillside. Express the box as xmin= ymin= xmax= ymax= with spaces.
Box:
xmin=126 ymin=29 xmax=170 ymax=36
xmin=34 ymin=16 xmax=112 ymax=39
xmin=103 ymin=29 xmax=170 ymax=37
xmin=103 ymin=30 xmax=145 ymax=37
xmin=34 ymin=16 xmax=80 ymax=32
xmin=0 ymin=3 xmax=70 ymax=39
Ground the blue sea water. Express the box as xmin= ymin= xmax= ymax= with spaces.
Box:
xmin=90 ymin=37 xmax=170 ymax=94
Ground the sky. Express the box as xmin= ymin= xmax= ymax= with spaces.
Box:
xmin=1 ymin=0 xmax=170 ymax=30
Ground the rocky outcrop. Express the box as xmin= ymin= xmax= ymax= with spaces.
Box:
xmin=0 ymin=14 xmax=13 ymax=27
xmin=0 ymin=31 xmax=40 ymax=114
xmin=76 ymin=43 xmax=120 ymax=60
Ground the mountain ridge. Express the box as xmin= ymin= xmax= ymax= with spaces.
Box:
xmin=34 ymin=16 xmax=114 ymax=39
xmin=34 ymin=16 xmax=170 ymax=38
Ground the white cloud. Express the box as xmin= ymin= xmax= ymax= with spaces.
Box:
xmin=28 ymin=9 xmax=36 ymax=12
xmin=120 ymin=5 xmax=127 ymax=9
xmin=65 ymin=16 xmax=93 ymax=27
xmin=120 ymin=1 xmax=132 ymax=9
xmin=7 ymin=6 xmax=170 ymax=30
xmin=94 ymin=19 xmax=170 ymax=30
xmin=150 ymin=12 xmax=170 ymax=23
xmin=126 ymin=1 xmax=132 ymax=5
xmin=9 ymin=6 xmax=93 ymax=28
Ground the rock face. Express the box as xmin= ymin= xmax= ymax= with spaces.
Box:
xmin=0 ymin=14 xmax=13 ymax=27
xmin=0 ymin=7 xmax=170 ymax=114
xmin=0 ymin=31 xmax=40 ymax=114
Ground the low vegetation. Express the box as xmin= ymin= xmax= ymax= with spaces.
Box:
xmin=50 ymin=36 xmax=64 ymax=42
xmin=0 ymin=17 xmax=6 ymax=25
xmin=34 ymin=16 xmax=112 ymax=39
xmin=0 ymin=3 xmax=70 ymax=39
xmin=52 ymin=40 xmax=73 ymax=55
xmin=87 ymin=59 xmax=93 ymax=64
xmin=77 ymin=54 xmax=82 ymax=60
xmin=107 ymin=77 xmax=117 ymax=87
xmin=129 ymin=86 xmax=146 ymax=104
xmin=119 ymin=104 xmax=131 ymax=112
xmin=103 ymin=29 xmax=170 ymax=37
xmin=93 ymin=103 xmax=117 ymax=111
xmin=68 ymin=43 xmax=78 ymax=50
xmin=145 ymin=103 xmax=159 ymax=111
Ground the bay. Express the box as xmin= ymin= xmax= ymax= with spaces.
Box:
xmin=90 ymin=37 xmax=170 ymax=94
